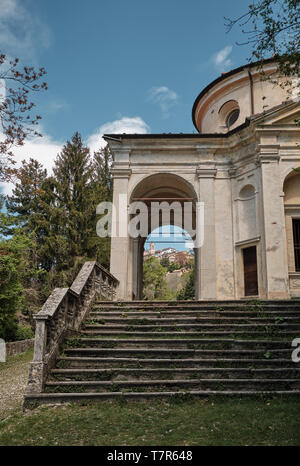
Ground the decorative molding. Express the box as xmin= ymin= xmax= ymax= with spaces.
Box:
xmin=196 ymin=166 xmax=217 ymax=179
xmin=111 ymin=167 xmax=132 ymax=179
xmin=235 ymin=236 xmax=261 ymax=247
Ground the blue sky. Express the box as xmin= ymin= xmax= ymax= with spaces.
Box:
xmin=0 ymin=0 xmax=254 ymax=248
xmin=145 ymin=226 xmax=194 ymax=252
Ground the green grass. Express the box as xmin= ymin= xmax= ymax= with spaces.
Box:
xmin=0 ymin=398 xmax=300 ymax=446
xmin=0 ymin=349 xmax=33 ymax=373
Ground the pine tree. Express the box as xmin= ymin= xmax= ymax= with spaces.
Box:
xmin=6 ymin=158 xmax=47 ymax=230
xmin=88 ymin=145 xmax=113 ymax=269
xmin=53 ymin=132 xmax=94 ymax=267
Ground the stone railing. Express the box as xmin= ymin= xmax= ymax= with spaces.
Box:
xmin=26 ymin=261 xmax=119 ymax=394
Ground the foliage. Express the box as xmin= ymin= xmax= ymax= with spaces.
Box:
xmin=1 ymin=133 xmax=113 ymax=335
xmin=0 ymin=231 xmax=40 ymax=341
xmin=225 ymin=0 xmax=300 ymax=83
xmin=143 ymin=256 xmax=170 ymax=300
xmin=0 ymin=195 xmax=13 ymax=238
xmin=0 ymin=53 xmax=47 ymax=181
xmin=6 ymin=158 xmax=47 ymax=231
xmin=176 ymin=269 xmax=195 ymax=300
xmin=15 ymin=325 xmax=34 ymax=341
xmin=160 ymin=257 xmax=181 ymax=273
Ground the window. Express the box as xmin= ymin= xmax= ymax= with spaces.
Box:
xmin=226 ymin=108 xmax=240 ymax=128
xmin=293 ymin=219 xmax=300 ymax=272
xmin=218 ymin=100 xmax=240 ymax=129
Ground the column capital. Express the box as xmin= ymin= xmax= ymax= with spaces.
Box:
xmin=196 ymin=166 xmax=217 ymax=179
xmin=257 ymin=144 xmax=280 ymax=164
xmin=111 ymin=167 xmax=132 ymax=179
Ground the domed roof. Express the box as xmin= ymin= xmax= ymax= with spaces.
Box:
xmin=192 ymin=58 xmax=293 ymax=134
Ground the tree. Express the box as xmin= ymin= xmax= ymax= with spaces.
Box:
xmin=160 ymin=256 xmax=170 ymax=270
xmin=0 ymin=231 xmax=40 ymax=340
xmin=176 ymin=269 xmax=195 ymax=301
xmin=225 ymin=0 xmax=300 ymax=82
xmin=88 ymin=145 xmax=114 ymax=269
xmin=6 ymin=158 xmax=47 ymax=231
xmin=0 ymin=195 xmax=13 ymax=238
xmin=93 ymin=145 xmax=113 ymax=201
xmin=0 ymin=53 xmax=47 ymax=180
xmin=52 ymin=132 xmax=94 ymax=268
xmin=143 ymin=256 xmax=170 ymax=300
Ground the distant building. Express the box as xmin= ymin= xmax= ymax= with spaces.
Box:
xmin=143 ymin=246 xmax=193 ymax=266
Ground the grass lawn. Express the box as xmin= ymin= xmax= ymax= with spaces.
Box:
xmin=0 ymin=397 xmax=300 ymax=446
xmin=1 ymin=349 xmax=300 ymax=446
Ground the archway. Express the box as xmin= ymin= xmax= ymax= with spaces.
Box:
xmin=129 ymin=173 xmax=198 ymax=300
xmin=283 ymin=169 xmax=300 ymax=276
xmin=143 ymin=226 xmax=195 ymax=300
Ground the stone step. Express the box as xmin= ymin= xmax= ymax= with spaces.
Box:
xmin=81 ymin=330 xmax=300 ymax=338
xmin=44 ymin=378 xmax=300 ymax=393
xmin=83 ymin=322 xmax=300 ymax=331
xmin=94 ymin=300 xmax=300 ymax=308
xmin=74 ymin=338 xmax=293 ymax=349
xmin=93 ymin=303 xmax=300 ymax=310
xmin=64 ymin=347 xmax=292 ymax=358
xmin=50 ymin=367 xmax=300 ymax=381
xmin=56 ymin=356 xmax=297 ymax=369
xmin=23 ymin=389 xmax=300 ymax=407
xmin=89 ymin=311 xmax=300 ymax=319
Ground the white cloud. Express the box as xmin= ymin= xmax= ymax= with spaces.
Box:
xmin=87 ymin=116 xmax=150 ymax=153
xmin=0 ymin=0 xmax=51 ymax=62
xmin=147 ymin=86 xmax=178 ymax=119
xmin=212 ymin=46 xmax=233 ymax=72
xmin=0 ymin=129 xmax=63 ymax=196
xmin=0 ymin=116 xmax=150 ymax=195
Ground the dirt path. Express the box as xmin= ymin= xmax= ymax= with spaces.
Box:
xmin=0 ymin=350 xmax=33 ymax=421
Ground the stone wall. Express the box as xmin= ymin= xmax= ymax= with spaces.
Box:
xmin=6 ymin=339 xmax=34 ymax=357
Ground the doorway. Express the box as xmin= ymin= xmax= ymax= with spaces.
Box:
xmin=243 ymin=246 xmax=258 ymax=296
xmin=292 ymin=219 xmax=300 ymax=272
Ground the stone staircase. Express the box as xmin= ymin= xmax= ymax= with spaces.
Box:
xmin=24 ymin=299 xmax=300 ymax=404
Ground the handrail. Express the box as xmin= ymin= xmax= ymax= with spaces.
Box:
xmin=26 ymin=261 xmax=119 ymax=394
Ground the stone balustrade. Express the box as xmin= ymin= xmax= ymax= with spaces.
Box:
xmin=26 ymin=261 xmax=119 ymax=394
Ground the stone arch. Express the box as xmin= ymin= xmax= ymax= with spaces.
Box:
xmin=239 ymin=184 xmax=255 ymax=200
xmin=283 ymin=169 xmax=300 ymax=205
xmin=129 ymin=173 xmax=198 ymax=300
xmin=283 ymin=168 xmax=300 ymax=275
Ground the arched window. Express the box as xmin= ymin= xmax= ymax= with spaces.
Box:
xmin=219 ymin=100 xmax=240 ymax=129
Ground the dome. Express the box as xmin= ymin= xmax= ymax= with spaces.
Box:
xmin=192 ymin=59 xmax=296 ymax=134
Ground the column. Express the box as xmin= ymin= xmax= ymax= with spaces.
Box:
xmin=196 ymin=166 xmax=217 ymax=299
xmin=110 ymin=167 xmax=132 ymax=300
xmin=259 ymin=150 xmax=290 ymax=299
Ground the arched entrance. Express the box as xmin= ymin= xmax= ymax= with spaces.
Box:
xmin=283 ymin=169 xmax=300 ymax=296
xmin=143 ymin=226 xmax=195 ymax=300
xmin=129 ymin=173 xmax=198 ymax=300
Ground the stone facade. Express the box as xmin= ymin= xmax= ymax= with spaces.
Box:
xmin=105 ymin=60 xmax=300 ymax=301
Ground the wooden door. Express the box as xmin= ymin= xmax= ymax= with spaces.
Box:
xmin=243 ymin=246 xmax=258 ymax=296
